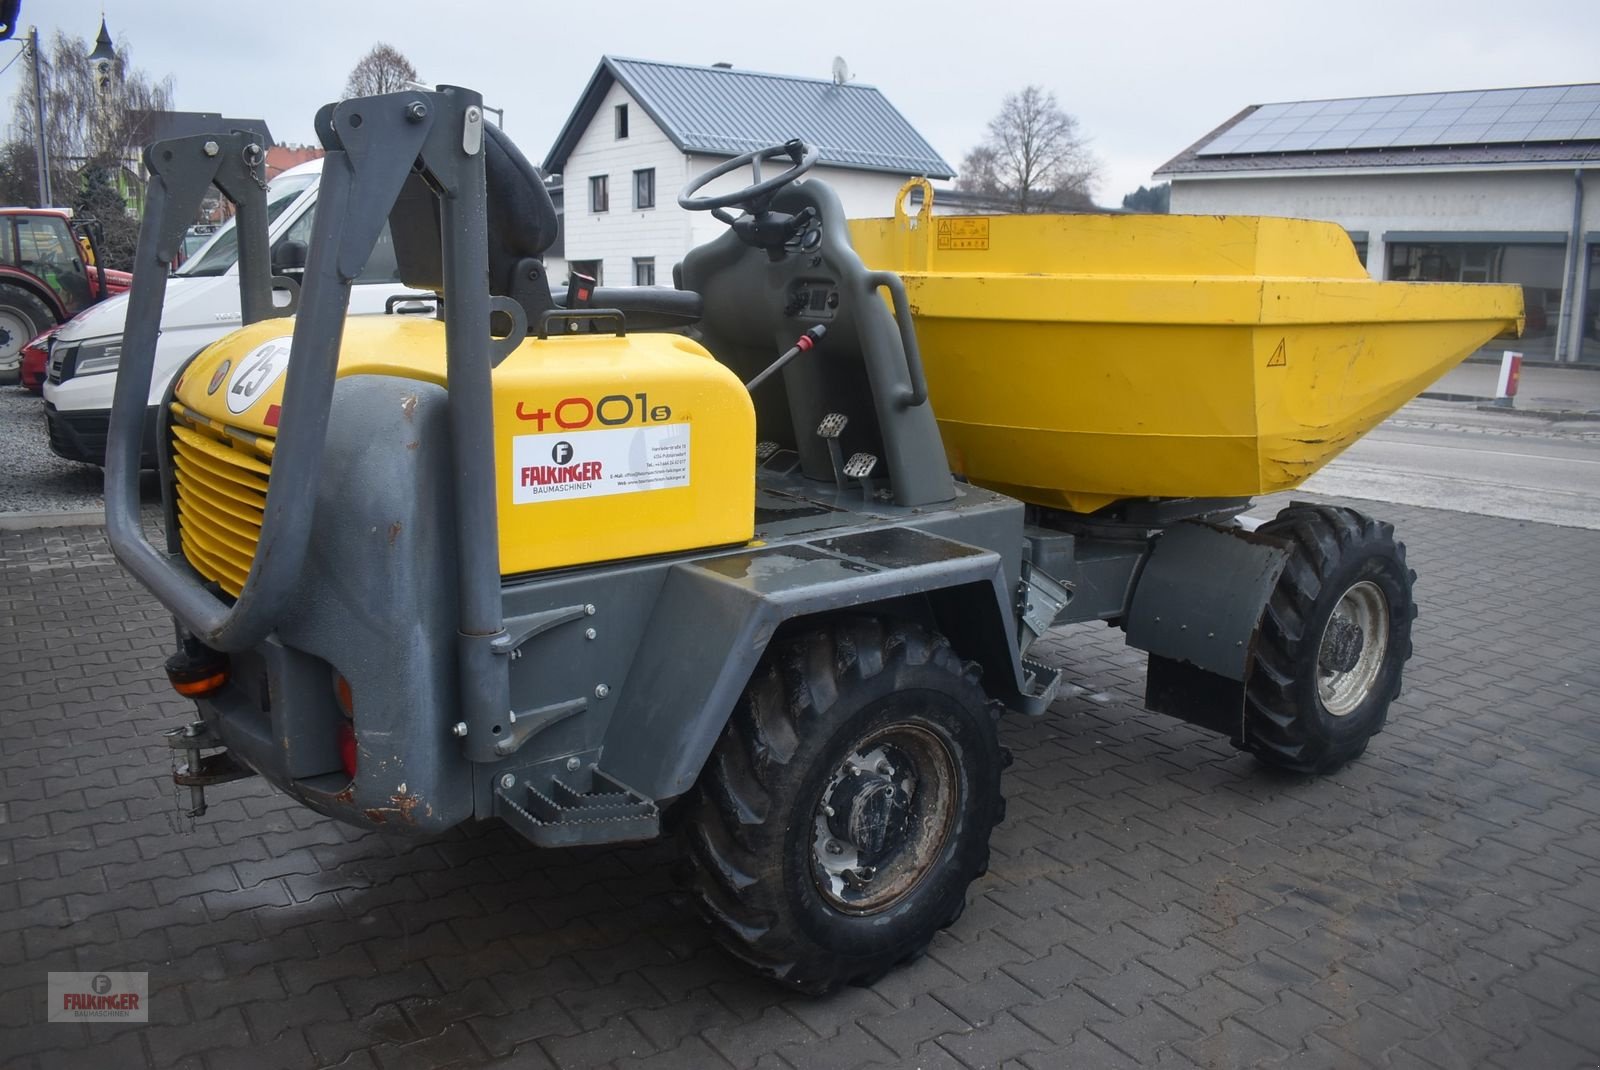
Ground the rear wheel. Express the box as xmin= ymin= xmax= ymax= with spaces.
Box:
xmin=683 ymin=618 xmax=1004 ymax=994
xmin=0 ymin=285 xmax=53 ymax=367
xmin=1244 ymin=503 xmax=1416 ymax=774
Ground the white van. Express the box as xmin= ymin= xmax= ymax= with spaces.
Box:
xmin=43 ymin=158 xmax=430 ymax=465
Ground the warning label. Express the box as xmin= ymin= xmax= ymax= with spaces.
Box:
xmin=511 ymin=424 xmax=690 ymax=504
xmin=936 ymin=217 xmax=990 ymax=250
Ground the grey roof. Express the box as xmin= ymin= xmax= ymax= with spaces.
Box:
xmin=543 ymin=57 xmax=953 ymax=179
xmin=1158 ymin=83 xmax=1600 ymax=177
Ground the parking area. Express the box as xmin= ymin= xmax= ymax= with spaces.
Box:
xmin=2 ymin=495 xmax=1598 ymax=1070
xmin=0 ymin=384 xmax=162 ymax=523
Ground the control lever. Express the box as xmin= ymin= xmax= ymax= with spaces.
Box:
xmin=745 ymin=325 xmax=826 ymax=393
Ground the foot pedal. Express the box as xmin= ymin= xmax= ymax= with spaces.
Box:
xmin=843 ymin=452 xmax=878 ymax=479
xmin=495 ymin=766 xmax=659 ymax=847
xmin=756 ymin=441 xmax=780 ymax=462
xmin=817 ymin=414 xmax=850 ymax=490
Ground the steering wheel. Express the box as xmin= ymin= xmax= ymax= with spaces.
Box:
xmin=679 ymin=139 xmax=819 ymax=224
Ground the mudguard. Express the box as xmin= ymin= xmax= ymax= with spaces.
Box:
xmin=600 ymin=526 xmax=1040 ymax=801
xmin=1123 ymin=521 xmax=1289 ymax=737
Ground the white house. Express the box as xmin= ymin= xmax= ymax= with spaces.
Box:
xmin=542 ymin=56 xmax=955 ymax=289
xmin=1156 ymin=84 xmax=1600 ymax=363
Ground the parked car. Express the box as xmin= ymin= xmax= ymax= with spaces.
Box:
xmin=18 ymin=323 xmax=60 ymax=394
xmin=42 ymin=158 xmax=428 ymax=466
xmin=0 ymin=207 xmax=130 ymax=383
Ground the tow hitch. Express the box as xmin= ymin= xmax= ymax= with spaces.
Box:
xmin=164 ymin=721 xmax=255 ymax=817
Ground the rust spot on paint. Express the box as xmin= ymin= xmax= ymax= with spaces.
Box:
xmin=387 ymin=521 xmax=402 ymax=546
xmin=364 ymin=786 xmax=423 ymax=826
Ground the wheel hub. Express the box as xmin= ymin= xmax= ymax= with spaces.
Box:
xmin=810 ymin=727 xmax=958 ymax=914
xmin=1318 ymin=615 xmax=1365 ymax=674
xmin=824 ymin=761 xmax=912 ymax=868
xmin=1316 ymin=580 xmax=1391 ymax=717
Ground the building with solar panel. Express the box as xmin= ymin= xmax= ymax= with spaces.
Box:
xmin=1157 ymin=84 xmax=1600 ymax=363
xmin=543 ymin=56 xmax=954 ymax=292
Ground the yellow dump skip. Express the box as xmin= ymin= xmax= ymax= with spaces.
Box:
xmin=848 ymin=183 xmax=1524 ymax=513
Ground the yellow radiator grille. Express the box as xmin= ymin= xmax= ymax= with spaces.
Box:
xmin=169 ymin=405 xmax=275 ymax=597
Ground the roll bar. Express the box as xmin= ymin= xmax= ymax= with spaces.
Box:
xmin=105 ymin=87 xmax=515 ymax=763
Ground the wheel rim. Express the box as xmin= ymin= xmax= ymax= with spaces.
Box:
xmin=1316 ymin=580 xmax=1390 ymax=716
xmin=0 ymin=309 xmax=32 ymax=360
xmin=810 ymin=721 xmax=958 ymax=915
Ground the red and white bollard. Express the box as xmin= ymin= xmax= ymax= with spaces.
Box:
xmin=1493 ymin=350 xmax=1522 ymax=408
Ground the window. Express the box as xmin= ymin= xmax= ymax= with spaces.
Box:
xmin=267 ymin=206 xmax=398 ymax=283
xmin=589 ymin=175 xmax=609 ymax=213
xmin=633 ymin=257 xmax=656 ymax=287
xmin=177 ymin=172 xmax=316 ymax=277
xmin=614 ymin=104 xmax=629 ymax=140
xmin=1344 ymin=230 xmax=1369 ymax=271
xmin=1388 ymin=240 xmax=1566 ymax=360
xmin=570 ymin=259 xmax=603 ymax=287
xmin=633 ymin=168 xmax=655 ymax=211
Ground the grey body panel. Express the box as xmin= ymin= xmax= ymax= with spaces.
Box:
xmin=197 ymin=405 xmax=1034 ymax=832
xmin=201 ymin=375 xmax=473 ymax=831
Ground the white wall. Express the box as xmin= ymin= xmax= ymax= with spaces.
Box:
xmin=560 ymin=80 xmax=692 ymax=287
xmin=559 ymin=87 xmax=938 ymax=287
xmin=1168 ymin=167 xmax=1600 ymax=360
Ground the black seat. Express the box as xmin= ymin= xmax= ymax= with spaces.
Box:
xmin=552 ymin=285 xmax=702 ymax=331
xmin=388 ymin=122 xmax=559 ymax=298
xmin=390 ymin=122 xmax=700 ymax=332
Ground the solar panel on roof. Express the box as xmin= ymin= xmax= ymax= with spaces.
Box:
xmin=1196 ymin=85 xmax=1600 ymax=156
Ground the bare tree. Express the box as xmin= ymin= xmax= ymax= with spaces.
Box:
xmin=959 ymin=86 xmax=1100 ymax=212
xmin=4 ymin=29 xmax=173 ymax=206
xmin=343 ymin=44 xmax=419 ymax=99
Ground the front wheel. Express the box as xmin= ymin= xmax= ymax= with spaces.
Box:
xmin=682 ymin=618 xmax=1004 ymax=994
xmin=0 ymin=284 xmax=53 ymax=367
xmin=1244 ymin=504 xmax=1416 ymax=774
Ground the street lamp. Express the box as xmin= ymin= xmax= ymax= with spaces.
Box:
xmin=26 ymin=25 xmax=49 ymax=206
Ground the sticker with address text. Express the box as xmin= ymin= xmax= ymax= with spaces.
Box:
xmin=511 ymin=425 xmax=690 ymax=504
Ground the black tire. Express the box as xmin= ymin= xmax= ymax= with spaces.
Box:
xmin=1243 ymin=503 xmax=1416 ymax=774
xmin=683 ymin=617 xmax=1004 ymax=994
xmin=0 ymin=284 xmax=53 ymax=365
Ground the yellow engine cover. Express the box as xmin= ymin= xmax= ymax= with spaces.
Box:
xmin=171 ymin=316 xmax=755 ymax=583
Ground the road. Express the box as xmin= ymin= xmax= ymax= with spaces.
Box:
xmin=1300 ymin=400 xmax=1600 ymax=530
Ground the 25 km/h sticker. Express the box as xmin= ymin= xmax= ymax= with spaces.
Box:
xmin=511 ymin=424 xmax=690 ymax=504
xmin=227 ymin=338 xmax=292 ymax=415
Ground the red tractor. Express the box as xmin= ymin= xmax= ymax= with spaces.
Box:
xmin=0 ymin=208 xmax=131 ymax=383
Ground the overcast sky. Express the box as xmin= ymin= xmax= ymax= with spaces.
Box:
xmin=12 ymin=0 xmax=1600 ymax=207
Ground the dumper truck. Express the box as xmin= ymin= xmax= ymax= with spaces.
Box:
xmin=104 ymin=88 xmax=1522 ymax=993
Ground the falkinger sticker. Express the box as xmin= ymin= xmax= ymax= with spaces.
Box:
xmin=511 ymin=424 xmax=690 ymax=504
xmin=48 ymin=972 xmax=148 ymax=1022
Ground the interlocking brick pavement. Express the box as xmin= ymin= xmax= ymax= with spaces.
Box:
xmin=2 ymin=495 xmax=1598 ymax=1069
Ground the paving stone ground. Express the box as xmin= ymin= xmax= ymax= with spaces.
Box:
xmin=2 ymin=494 xmax=1598 ymax=1070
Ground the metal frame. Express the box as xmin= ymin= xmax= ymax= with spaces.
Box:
xmin=105 ymin=88 xmax=516 ymax=763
